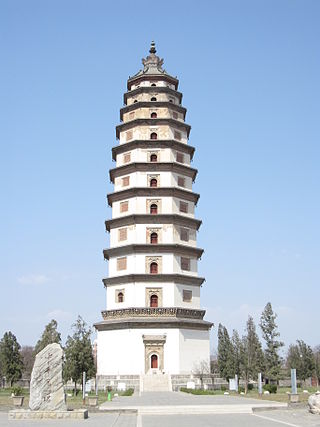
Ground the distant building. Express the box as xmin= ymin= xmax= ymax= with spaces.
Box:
xmin=94 ymin=43 xmax=212 ymax=390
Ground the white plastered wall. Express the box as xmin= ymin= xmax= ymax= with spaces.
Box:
xmin=114 ymin=171 xmax=191 ymax=191
xmin=112 ymin=197 xmax=195 ymax=219
xmin=179 ymin=329 xmax=211 ymax=374
xmin=106 ymin=281 xmax=179 ymax=309
xmin=108 ymin=253 xmax=198 ymax=279
xmin=97 ymin=328 xmax=180 ymax=375
xmin=110 ymin=224 xmax=197 ymax=247
xmin=175 ymin=284 xmax=200 ymax=309
xmin=108 ymin=253 xmax=173 ymax=277
xmin=116 ymin=148 xmax=191 ymax=167
xmin=123 ymin=107 xmax=184 ymax=123
xmin=119 ymin=125 xmax=187 ymax=144
xmin=130 ymin=81 xmax=175 ymax=90
xmin=97 ymin=327 xmax=210 ymax=375
xmin=127 ymin=92 xmax=179 ymax=106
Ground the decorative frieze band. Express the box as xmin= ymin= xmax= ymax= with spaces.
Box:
xmin=101 ymin=306 xmax=206 ymax=320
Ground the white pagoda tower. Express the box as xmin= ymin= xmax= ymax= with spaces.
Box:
xmin=95 ymin=43 xmax=212 ymax=387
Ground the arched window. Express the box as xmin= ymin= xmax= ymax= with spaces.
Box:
xmin=151 ymin=354 xmax=158 ymax=368
xmin=134 ymin=99 xmax=138 ymax=103
xmin=150 ymin=154 xmax=157 ymax=162
xmin=150 ymin=204 xmax=158 ymax=215
xmin=150 ymin=262 xmax=158 ymax=274
xmin=150 ymin=132 xmax=157 ymax=140
xmin=151 ymin=97 xmax=157 ymax=102
xmin=150 ymin=294 xmax=158 ymax=307
xmin=151 ymin=112 xmax=157 ymax=118
xmin=118 ymin=292 xmax=124 ymax=303
xmin=150 ymin=232 xmax=158 ymax=244
xmin=151 ymin=83 xmax=156 ymax=87
xmin=150 ymin=178 xmax=157 ymax=188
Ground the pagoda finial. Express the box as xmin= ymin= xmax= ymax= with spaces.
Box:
xmin=142 ymin=41 xmax=164 ymax=70
xmin=149 ymin=41 xmax=156 ymax=54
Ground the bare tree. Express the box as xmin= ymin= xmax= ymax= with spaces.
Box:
xmin=20 ymin=346 xmax=35 ymax=381
xmin=192 ymin=359 xmax=210 ymax=390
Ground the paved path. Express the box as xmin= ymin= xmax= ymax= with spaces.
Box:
xmin=100 ymin=391 xmax=287 ymax=414
xmin=0 ymin=412 xmax=136 ymax=427
xmin=2 ymin=392 xmax=318 ymax=427
xmin=1 ymin=409 xmax=318 ymax=427
xmin=141 ymin=410 xmax=320 ymax=427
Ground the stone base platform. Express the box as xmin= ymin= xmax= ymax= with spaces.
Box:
xmin=8 ymin=409 xmax=88 ymax=420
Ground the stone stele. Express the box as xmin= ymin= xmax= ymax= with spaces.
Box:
xmin=308 ymin=392 xmax=320 ymax=415
xmin=29 ymin=343 xmax=66 ymax=411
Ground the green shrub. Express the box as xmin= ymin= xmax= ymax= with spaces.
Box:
xmin=248 ymin=384 xmax=254 ymax=391
xmin=119 ymin=388 xmax=134 ymax=396
xmin=180 ymin=387 xmax=192 ymax=394
xmin=220 ymin=385 xmax=227 ymax=391
xmin=180 ymin=387 xmax=215 ymax=395
xmin=238 ymin=386 xmax=245 ymax=393
xmin=11 ymin=386 xmax=23 ymax=396
xmin=263 ymin=384 xmax=277 ymax=394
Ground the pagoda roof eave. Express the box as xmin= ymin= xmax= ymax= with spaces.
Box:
xmin=102 ymin=273 xmax=205 ymax=287
xmin=105 ymin=214 xmax=202 ymax=232
xmin=116 ymin=118 xmax=191 ymax=139
xmin=127 ymin=73 xmax=179 ymax=90
xmin=107 ymin=187 xmax=200 ymax=206
xmin=103 ymin=244 xmax=204 ymax=260
xmin=112 ymin=140 xmax=195 ymax=161
xmin=109 ymin=162 xmax=198 ymax=182
xmin=94 ymin=317 xmax=213 ymax=331
xmin=124 ymin=86 xmax=183 ymax=104
xmin=120 ymin=101 xmax=186 ymax=121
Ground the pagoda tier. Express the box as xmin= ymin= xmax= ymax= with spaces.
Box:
xmin=112 ymin=140 xmax=196 ymax=161
xmin=95 ymin=42 xmax=212 ymax=378
xmin=109 ymin=163 xmax=198 ymax=181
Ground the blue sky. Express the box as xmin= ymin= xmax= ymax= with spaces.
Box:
xmin=1 ymin=0 xmax=319 ymax=354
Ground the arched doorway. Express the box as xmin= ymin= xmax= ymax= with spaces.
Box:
xmin=150 ymin=294 xmax=158 ymax=307
xmin=150 ymin=262 xmax=158 ymax=274
xmin=151 ymin=354 xmax=158 ymax=369
xmin=150 ymin=232 xmax=158 ymax=244
xmin=150 ymin=204 xmax=158 ymax=215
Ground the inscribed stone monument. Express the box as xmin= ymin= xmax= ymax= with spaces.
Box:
xmin=29 ymin=343 xmax=66 ymax=411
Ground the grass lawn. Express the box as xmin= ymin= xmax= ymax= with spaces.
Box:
xmin=241 ymin=387 xmax=318 ymax=403
xmin=180 ymin=386 xmax=318 ymax=403
xmin=0 ymin=388 xmax=30 ymax=411
xmin=0 ymin=388 xmax=134 ymax=411
xmin=180 ymin=388 xmax=226 ymax=395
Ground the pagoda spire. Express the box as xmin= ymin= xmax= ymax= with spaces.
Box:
xmin=149 ymin=40 xmax=156 ymax=54
xmin=142 ymin=41 xmax=164 ymax=70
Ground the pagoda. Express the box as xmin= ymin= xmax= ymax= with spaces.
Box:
xmin=95 ymin=43 xmax=212 ymax=390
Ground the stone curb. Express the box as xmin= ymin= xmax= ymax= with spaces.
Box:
xmin=252 ymin=405 xmax=289 ymax=413
xmin=8 ymin=409 xmax=88 ymax=420
xmin=99 ymin=403 xmax=287 ymax=415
